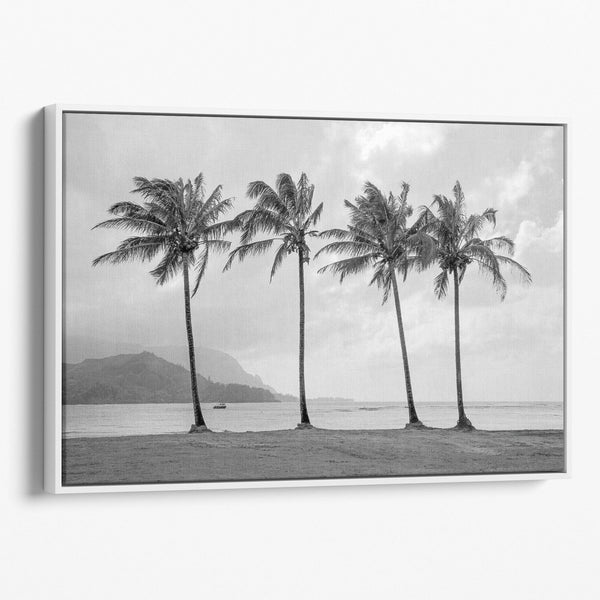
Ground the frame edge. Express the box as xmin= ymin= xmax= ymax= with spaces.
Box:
xmin=44 ymin=104 xmax=61 ymax=493
xmin=45 ymin=105 xmax=569 ymax=494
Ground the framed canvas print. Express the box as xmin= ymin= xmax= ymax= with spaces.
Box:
xmin=44 ymin=105 xmax=567 ymax=493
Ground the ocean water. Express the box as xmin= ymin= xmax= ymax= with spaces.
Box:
xmin=63 ymin=401 xmax=564 ymax=438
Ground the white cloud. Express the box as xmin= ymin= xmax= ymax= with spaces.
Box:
xmin=486 ymin=159 xmax=535 ymax=206
xmin=479 ymin=127 xmax=562 ymax=209
xmin=356 ymin=123 xmax=447 ymax=161
xmin=534 ymin=127 xmax=561 ymax=172
xmin=515 ymin=211 xmax=563 ymax=257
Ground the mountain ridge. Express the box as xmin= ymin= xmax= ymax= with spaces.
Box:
xmin=63 ymin=352 xmax=278 ymax=405
xmin=65 ymin=336 xmax=356 ymax=404
xmin=65 ymin=336 xmax=273 ymax=391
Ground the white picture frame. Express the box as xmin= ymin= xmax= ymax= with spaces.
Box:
xmin=45 ymin=104 xmax=569 ymax=494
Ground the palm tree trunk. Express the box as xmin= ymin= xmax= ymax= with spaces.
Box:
xmin=297 ymin=248 xmax=311 ymax=426
xmin=390 ymin=269 xmax=422 ymax=426
xmin=453 ymin=268 xmax=473 ymax=430
xmin=183 ymin=254 xmax=207 ymax=430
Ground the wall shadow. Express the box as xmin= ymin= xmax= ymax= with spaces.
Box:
xmin=23 ymin=109 xmax=45 ymax=495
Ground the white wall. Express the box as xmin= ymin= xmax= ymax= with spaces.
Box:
xmin=1 ymin=1 xmax=597 ymax=598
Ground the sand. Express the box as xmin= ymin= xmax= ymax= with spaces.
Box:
xmin=62 ymin=427 xmax=565 ymax=486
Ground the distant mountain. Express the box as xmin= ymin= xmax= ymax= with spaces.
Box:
xmin=147 ymin=345 xmax=274 ymax=392
xmin=63 ymin=352 xmax=278 ymax=405
xmin=65 ymin=336 xmax=273 ymax=391
xmin=64 ymin=337 xmax=357 ymax=404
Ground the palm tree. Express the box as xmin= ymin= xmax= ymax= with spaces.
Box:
xmin=92 ymin=174 xmax=234 ymax=432
xmin=224 ymin=173 xmax=323 ymax=427
xmin=418 ymin=181 xmax=532 ymax=430
xmin=316 ymin=182 xmax=433 ymax=428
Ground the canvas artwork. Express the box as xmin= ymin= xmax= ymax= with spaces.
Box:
xmin=45 ymin=107 xmax=566 ymax=492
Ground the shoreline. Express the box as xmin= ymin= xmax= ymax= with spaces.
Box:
xmin=62 ymin=428 xmax=565 ymax=486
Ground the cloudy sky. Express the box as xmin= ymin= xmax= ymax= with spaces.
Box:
xmin=64 ymin=112 xmax=564 ymax=404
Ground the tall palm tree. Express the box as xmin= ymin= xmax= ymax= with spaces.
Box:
xmin=92 ymin=174 xmax=234 ymax=432
xmin=224 ymin=173 xmax=323 ymax=427
xmin=418 ymin=181 xmax=532 ymax=430
xmin=316 ymin=182 xmax=433 ymax=428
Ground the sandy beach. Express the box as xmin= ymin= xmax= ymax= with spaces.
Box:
xmin=62 ymin=428 xmax=564 ymax=486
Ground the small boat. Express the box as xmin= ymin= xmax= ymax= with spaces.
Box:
xmin=213 ymin=402 xmax=227 ymax=409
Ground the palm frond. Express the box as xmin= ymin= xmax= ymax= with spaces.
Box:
xmin=247 ymin=180 xmax=290 ymax=217
xmin=496 ymin=255 xmax=532 ymax=285
xmin=452 ymin=181 xmax=466 ymax=217
xmin=466 ymin=244 xmax=507 ymax=299
xmin=296 ymin=172 xmax=314 ymax=217
xmin=93 ymin=172 xmax=234 ymax=289
xmin=107 ymin=201 xmax=153 ymax=217
xmin=231 ymin=173 xmax=319 ymax=277
xmin=319 ymin=181 xmax=434 ymax=304
xmin=368 ymin=261 xmax=393 ymax=304
xmin=193 ymin=173 xmax=205 ymax=201
xmin=472 ymin=260 xmax=507 ymax=299
xmin=239 ymin=207 xmax=289 ymax=243
xmin=318 ymin=228 xmax=353 ymax=242
xmin=191 ymin=247 xmax=208 ymax=297
xmin=317 ymin=253 xmax=376 ymax=283
xmin=347 ymin=224 xmax=381 ymax=246
xmin=414 ymin=205 xmax=438 ymax=232
xmin=396 ymin=255 xmax=424 ymax=282
xmin=202 ymin=218 xmax=239 ymax=240
xmin=482 ymin=235 xmax=515 ymax=255
xmin=190 ymin=184 xmax=225 ymax=227
xmin=201 ymin=238 xmax=231 ymax=253
xmin=92 ymin=236 xmax=167 ymax=266
xmin=431 ymin=194 xmax=454 ymax=224
xmin=270 ymin=242 xmax=290 ymax=281
xmin=426 ymin=181 xmax=530 ymax=301
xmin=463 ymin=211 xmax=493 ymax=240
xmin=404 ymin=230 xmax=437 ymax=267
xmin=315 ymin=240 xmax=377 ymax=259
xmin=480 ymin=207 xmax=497 ymax=228
xmin=276 ymin=173 xmax=298 ymax=212
xmin=91 ymin=216 xmax=167 ymax=235
xmin=223 ymin=238 xmax=278 ymax=271
xmin=150 ymin=248 xmax=182 ymax=285
xmin=433 ymin=270 xmax=449 ymax=299
xmin=132 ymin=177 xmax=184 ymax=227
xmin=303 ymin=202 xmax=324 ymax=229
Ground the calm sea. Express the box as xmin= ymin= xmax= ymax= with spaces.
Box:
xmin=63 ymin=401 xmax=564 ymax=438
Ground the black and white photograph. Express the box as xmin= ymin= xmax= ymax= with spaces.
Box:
xmin=57 ymin=110 xmax=565 ymax=487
